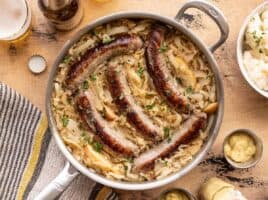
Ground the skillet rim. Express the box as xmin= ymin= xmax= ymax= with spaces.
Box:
xmin=45 ymin=11 xmax=224 ymax=190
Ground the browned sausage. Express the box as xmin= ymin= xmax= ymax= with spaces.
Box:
xmin=66 ymin=34 xmax=143 ymax=90
xmin=133 ymin=113 xmax=207 ymax=171
xmin=145 ymin=25 xmax=186 ymax=110
xmin=76 ymin=89 xmax=139 ymax=156
xmin=106 ymin=63 xmax=162 ymax=142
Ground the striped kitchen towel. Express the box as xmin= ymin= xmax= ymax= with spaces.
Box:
xmin=0 ymin=82 xmax=51 ymax=200
xmin=0 ymin=82 xmax=118 ymax=200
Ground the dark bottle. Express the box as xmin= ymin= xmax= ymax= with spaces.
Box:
xmin=38 ymin=0 xmax=83 ymax=31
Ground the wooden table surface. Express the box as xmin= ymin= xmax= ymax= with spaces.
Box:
xmin=1 ymin=0 xmax=267 ymax=199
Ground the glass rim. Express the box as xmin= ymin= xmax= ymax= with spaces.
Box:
xmin=0 ymin=0 xmax=32 ymax=41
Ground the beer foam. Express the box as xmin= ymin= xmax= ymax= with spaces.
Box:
xmin=0 ymin=0 xmax=28 ymax=39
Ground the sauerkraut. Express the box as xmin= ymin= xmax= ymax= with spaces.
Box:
xmin=51 ymin=19 xmax=216 ymax=181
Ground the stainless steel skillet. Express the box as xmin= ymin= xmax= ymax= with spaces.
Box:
xmin=37 ymin=1 xmax=228 ymax=199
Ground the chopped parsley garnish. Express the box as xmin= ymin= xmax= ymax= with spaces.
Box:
xmin=145 ymin=103 xmax=155 ymax=110
xmin=62 ymin=55 xmax=71 ymax=64
xmin=81 ymin=132 xmax=91 ymax=144
xmin=252 ymin=31 xmax=263 ymax=46
xmin=164 ymin=160 xmax=168 ymax=166
xmin=102 ymin=35 xmax=114 ymax=44
xmin=61 ymin=114 xmax=69 ymax=127
xmin=82 ymin=80 xmax=89 ymax=90
xmin=185 ymin=86 xmax=193 ymax=94
xmin=136 ymin=64 xmax=145 ymax=77
xmin=90 ymin=74 xmax=97 ymax=81
xmin=92 ymin=141 xmax=103 ymax=152
xmin=159 ymin=43 xmax=168 ymax=53
xmin=163 ymin=127 xmax=170 ymax=140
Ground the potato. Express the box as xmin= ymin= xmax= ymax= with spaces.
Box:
xmin=103 ymin=105 xmax=117 ymax=121
xmin=203 ymin=102 xmax=218 ymax=114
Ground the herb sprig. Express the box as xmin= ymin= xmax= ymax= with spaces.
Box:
xmin=159 ymin=43 xmax=168 ymax=53
xmin=136 ymin=64 xmax=145 ymax=77
xmin=92 ymin=141 xmax=103 ymax=152
xmin=90 ymin=74 xmax=97 ymax=81
xmin=185 ymin=86 xmax=193 ymax=94
xmin=163 ymin=127 xmax=171 ymax=142
xmin=62 ymin=55 xmax=71 ymax=64
xmin=61 ymin=114 xmax=69 ymax=127
xmin=82 ymin=80 xmax=89 ymax=90
xmin=252 ymin=31 xmax=263 ymax=46
xmin=145 ymin=103 xmax=155 ymax=110
xmin=102 ymin=35 xmax=114 ymax=44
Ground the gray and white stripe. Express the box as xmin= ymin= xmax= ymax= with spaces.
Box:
xmin=0 ymin=82 xmax=49 ymax=200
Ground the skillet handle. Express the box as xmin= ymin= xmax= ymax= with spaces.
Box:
xmin=175 ymin=0 xmax=229 ymax=52
xmin=35 ymin=162 xmax=79 ymax=200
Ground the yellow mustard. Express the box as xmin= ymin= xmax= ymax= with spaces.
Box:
xmin=161 ymin=191 xmax=189 ymax=200
xmin=224 ymin=132 xmax=256 ymax=163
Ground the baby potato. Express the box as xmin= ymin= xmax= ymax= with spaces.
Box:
xmin=203 ymin=102 xmax=218 ymax=114
xmin=103 ymin=105 xmax=117 ymax=121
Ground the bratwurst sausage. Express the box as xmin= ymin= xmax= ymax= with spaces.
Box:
xmin=107 ymin=63 xmax=162 ymax=142
xmin=145 ymin=25 xmax=186 ymax=110
xmin=77 ymin=89 xmax=139 ymax=156
xmin=133 ymin=113 xmax=206 ymax=171
xmin=66 ymin=34 xmax=143 ymax=90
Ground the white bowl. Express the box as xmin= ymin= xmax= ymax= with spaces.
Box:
xmin=237 ymin=1 xmax=268 ymax=98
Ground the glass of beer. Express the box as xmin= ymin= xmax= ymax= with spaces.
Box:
xmin=0 ymin=0 xmax=32 ymax=42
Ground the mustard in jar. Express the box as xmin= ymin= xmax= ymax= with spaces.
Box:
xmin=224 ymin=132 xmax=256 ymax=163
xmin=161 ymin=190 xmax=190 ymax=200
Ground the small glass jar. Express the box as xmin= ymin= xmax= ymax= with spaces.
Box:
xmin=38 ymin=0 xmax=84 ymax=31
